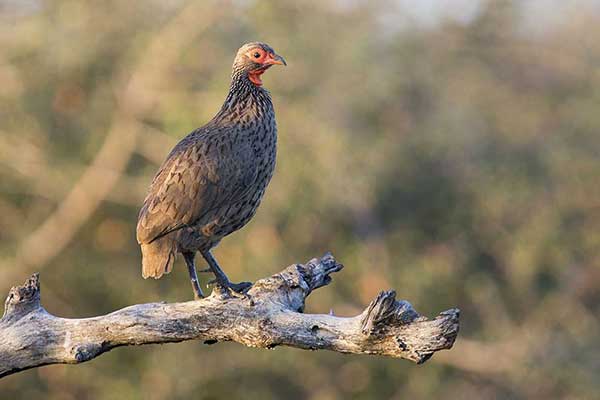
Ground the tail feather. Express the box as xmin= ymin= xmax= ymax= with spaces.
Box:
xmin=141 ymin=236 xmax=177 ymax=279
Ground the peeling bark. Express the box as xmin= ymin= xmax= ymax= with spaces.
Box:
xmin=0 ymin=253 xmax=459 ymax=378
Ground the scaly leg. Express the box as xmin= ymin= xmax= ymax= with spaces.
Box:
xmin=183 ymin=252 xmax=204 ymax=299
xmin=200 ymin=250 xmax=252 ymax=294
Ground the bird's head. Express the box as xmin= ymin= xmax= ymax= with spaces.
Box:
xmin=232 ymin=42 xmax=286 ymax=87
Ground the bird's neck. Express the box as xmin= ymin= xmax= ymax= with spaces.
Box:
xmin=214 ymin=70 xmax=273 ymax=123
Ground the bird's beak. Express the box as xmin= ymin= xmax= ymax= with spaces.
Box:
xmin=264 ymin=53 xmax=287 ymax=66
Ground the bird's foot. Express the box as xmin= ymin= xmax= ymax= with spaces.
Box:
xmin=190 ymin=280 xmax=205 ymax=300
xmin=193 ymin=292 xmax=205 ymax=300
xmin=207 ymin=279 xmax=252 ymax=299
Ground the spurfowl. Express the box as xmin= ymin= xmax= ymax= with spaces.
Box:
xmin=137 ymin=42 xmax=285 ymax=299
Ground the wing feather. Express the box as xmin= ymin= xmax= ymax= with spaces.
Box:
xmin=136 ymin=130 xmax=257 ymax=244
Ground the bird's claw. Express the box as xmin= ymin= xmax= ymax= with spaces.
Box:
xmin=207 ymin=279 xmax=253 ymax=299
xmin=228 ymin=281 xmax=253 ymax=294
xmin=193 ymin=292 xmax=205 ymax=300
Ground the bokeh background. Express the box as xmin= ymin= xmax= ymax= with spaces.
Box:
xmin=1 ymin=0 xmax=600 ymax=399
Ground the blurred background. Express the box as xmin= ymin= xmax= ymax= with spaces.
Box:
xmin=1 ymin=0 xmax=599 ymax=399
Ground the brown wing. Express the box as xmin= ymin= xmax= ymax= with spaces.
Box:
xmin=136 ymin=130 xmax=257 ymax=244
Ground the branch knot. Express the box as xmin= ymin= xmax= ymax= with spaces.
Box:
xmin=298 ymin=253 xmax=344 ymax=293
xmin=360 ymin=290 xmax=420 ymax=335
xmin=2 ymin=273 xmax=41 ymax=321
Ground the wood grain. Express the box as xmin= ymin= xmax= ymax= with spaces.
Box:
xmin=0 ymin=254 xmax=459 ymax=378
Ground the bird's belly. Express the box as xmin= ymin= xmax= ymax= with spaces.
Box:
xmin=212 ymin=170 xmax=273 ymax=236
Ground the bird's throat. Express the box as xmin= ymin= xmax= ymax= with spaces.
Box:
xmin=248 ymin=69 xmax=266 ymax=86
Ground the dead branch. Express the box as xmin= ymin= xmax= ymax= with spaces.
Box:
xmin=0 ymin=254 xmax=459 ymax=378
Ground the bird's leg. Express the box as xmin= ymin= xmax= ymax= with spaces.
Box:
xmin=200 ymin=250 xmax=252 ymax=294
xmin=183 ymin=252 xmax=204 ymax=300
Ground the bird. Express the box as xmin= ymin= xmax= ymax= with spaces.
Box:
xmin=136 ymin=42 xmax=286 ymax=299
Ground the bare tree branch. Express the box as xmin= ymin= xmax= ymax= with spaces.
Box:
xmin=0 ymin=254 xmax=459 ymax=378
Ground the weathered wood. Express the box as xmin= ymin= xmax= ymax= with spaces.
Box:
xmin=0 ymin=253 xmax=459 ymax=378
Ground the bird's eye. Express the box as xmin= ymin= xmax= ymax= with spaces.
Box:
xmin=253 ymin=52 xmax=261 ymax=58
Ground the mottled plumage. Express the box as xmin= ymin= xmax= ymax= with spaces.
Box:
xmin=137 ymin=42 xmax=285 ymax=298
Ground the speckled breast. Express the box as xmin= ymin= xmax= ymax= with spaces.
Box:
xmin=214 ymin=124 xmax=277 ymax=238
xmin=181 ymin=119 xmax=277 ymax=252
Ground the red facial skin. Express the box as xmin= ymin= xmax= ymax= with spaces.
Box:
xmin=247 ymin=48 xmax=285 ymax=86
